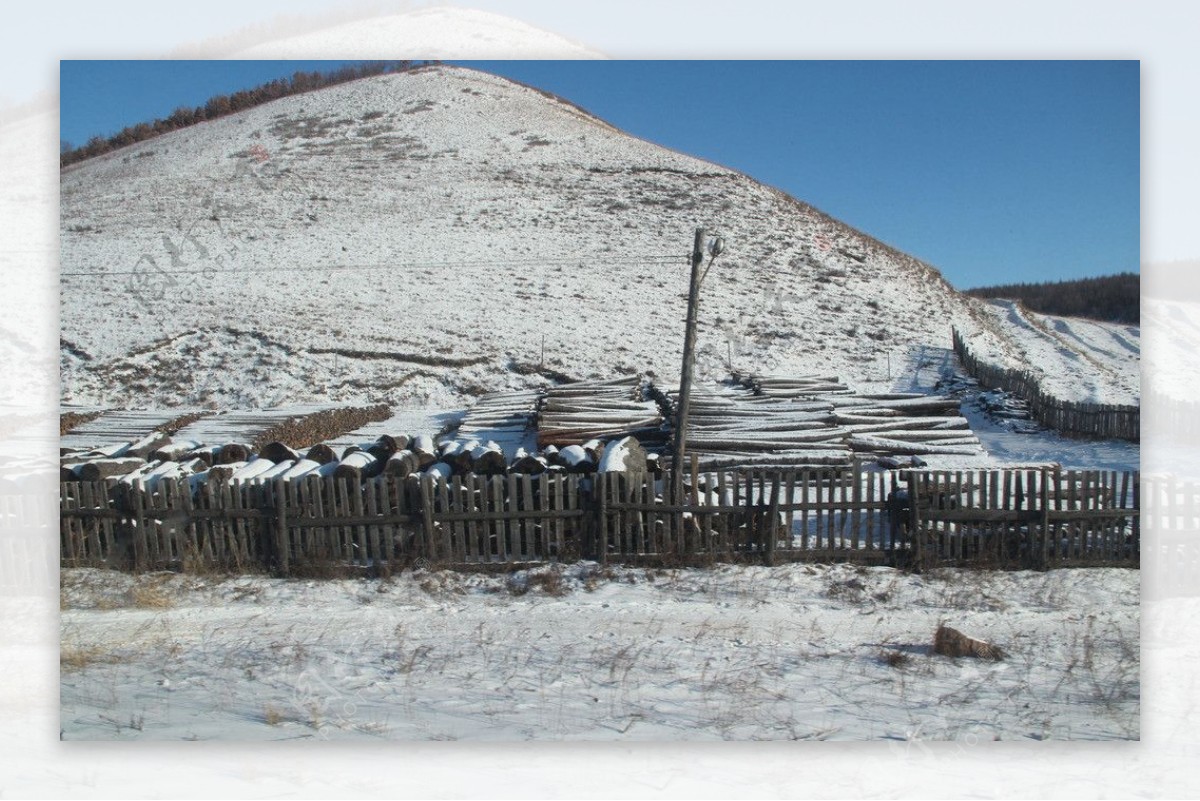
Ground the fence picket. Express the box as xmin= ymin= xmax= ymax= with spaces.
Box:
xmin=59 ymin=465 xmax=1142 ymax=572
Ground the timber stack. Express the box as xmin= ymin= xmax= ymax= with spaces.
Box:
xmin=668 ymin=373 xmax=985 ymax=470
xmin=536 ymin=375 xmax=666 ymax=449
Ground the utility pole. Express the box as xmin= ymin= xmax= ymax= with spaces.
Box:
xmin=673 ymin=227 xmax=707 ymax=477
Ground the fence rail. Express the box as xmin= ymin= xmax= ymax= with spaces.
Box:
xmin=952 ymin=328 xmax=1139 ymax=441
xmin=60 ymin=466 xmax=1139 ymax=574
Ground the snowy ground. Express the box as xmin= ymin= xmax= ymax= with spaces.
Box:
xmin=898 ymin=346 xmax=1138 ymax=472
xmin=59 ymin=563 xmax=1138 ymax=742
xmin=965 ymin=300 xmax=1139 ymax=406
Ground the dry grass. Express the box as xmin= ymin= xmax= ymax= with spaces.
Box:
xmin=129 ymin=575 xmax=174 ymax=609
xmin=60 ymin=411 xmax=102 ymax=436
xmin=60 ymin=645 xmax=122 ymax=672
xmin=263 ymin=704 xmax=283 ymax=726
xmin=510 ymin=567 xmax=568 ymax=597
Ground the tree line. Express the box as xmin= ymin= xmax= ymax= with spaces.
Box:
xmin=61 ymin=61 xmax=426 ymax=168
xmin=965 ymin=272 xmax=1140 ymax=325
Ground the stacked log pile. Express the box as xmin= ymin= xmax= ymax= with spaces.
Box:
xmin=60 ymin=409 xmax=208 ymax=454
xmin=667 ymin=374 xmax=986 ymax=470
xmin=170 ymin=404 xmax=350 ymax=447
xmin=537 ymin=375 xmax=666 ymax=449
xmin=60 ymin=404 xmax=410 ymax=488
xmin=455 ymin=388 xmax=540 ymax=459
xmin=671 ymin=384 xmax=855 ymax=470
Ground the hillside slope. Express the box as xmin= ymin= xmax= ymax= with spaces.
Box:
xmin=60 ymin=65 xmax=989 ymax=409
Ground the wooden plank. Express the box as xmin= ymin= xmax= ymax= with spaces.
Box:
xmin=271 ymin=480 xmax=288 ymax=575
xmin=219 ymin=479 xmax=236 ymax=569
xmin=1105 ymin=470 xmax=1116 ymax=560
xmin=166 ymin=479 xmax=185 ymax=566
xmin=471 ymin=474 xmax=486 ymax=562
xmin=534 ymin=473 xmax=549 ymax=559
xmin=657 ymin=470 xmax=667 ymax=556
xmin=511 ymin=473 xmax=527 ymax=561
xmin=311 ymin=475 xmax=328 ymax=564
xmin=709 ymin=470 xmax=722 ymax=555
xmin=60 ymin=483 xmax=78 ymax=566
xmin=491 ymin=476 xmax=507 ymax=563
xmin=766 ymin=473 xmax=780 ymax=566
xmin=471 ymin=474 xmax=485 ymax=562
xmin=1120 ymin=470 xmax=1131 ymax=563
xmin=96 ymin=483 xmax=114 ymax=565
xmin=457 ymin=476 xmax=472 ymax=562
xmin=238 ymin=479 xmax=258 ymax=565
xmin=234 ymin=479 xmax=250 ymax=573
xmin=327 ymin=477 xmax=343 ymax=562
xmin=908 ymin=472 xmax=921 ymax=568
xmin=864 ymin=471 xmax=876 ymax=552
xmin=238 ymin=480 xmax=254 ymax=570
xmin=245 ymin=482 xmax=261 ymax=568
xmin=558 ymin=474 xmax=570 ymax=560
xmin=178 ymin=475 xmax=199 ymax=571
xmin=595 ymin=473 xmax=606 ymax=564
xmin=1041 ymin=470 xmax=1052 ymax=567
xmin=79 ymin=481 xmax=101 ymax=564
xmin=443 ymin=475 xmax=460 ymax=564
xmin=1132 ymin=471 xmax=1140 ymax=563
xmin=830 ymin=469 xmax=841 ymax=551
xmin=419 ymin=476 xmax=436 ymax=563
xmin=346 ymin=478 xmax=364 ymax=567
xmin=799 ymin=470 xmax=809 ymax=553
xmin=745 ymin=470 xmax=756 ymax=556
xmin=364 ymin=477 xmax=381 ymax=570
xmin=341 ymin=476 xmax=357 ymax=561
xmin=784 ymin=470 xmax=797 ymax=555
xmin=641 ymin=471 xmax=653 ymax=555
xmin=432 ymin=475 xmax=449 ymax=564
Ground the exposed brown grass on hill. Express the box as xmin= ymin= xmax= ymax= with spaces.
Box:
xmin=250 ymin=405 xmax=391 ymax=450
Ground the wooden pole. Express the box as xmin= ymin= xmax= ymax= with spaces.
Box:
xmin=673 ymin=227 xmax=706 ymax=480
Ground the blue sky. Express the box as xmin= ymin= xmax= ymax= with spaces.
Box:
xmin=59 ymin=59 xmax=1139 ymax=289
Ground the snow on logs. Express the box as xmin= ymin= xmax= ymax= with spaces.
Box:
xmin=333 ymin=450 xmax=382 ymax=481
xmin=537 ymin=375 xmax=665 ymax=448
xmin=384 ymin=450 xmax=422 ymax=478
xmin=60 ymin=419 xmax=460 ymax=491
xmin=675 ymin=375 xmax=984 ymax=469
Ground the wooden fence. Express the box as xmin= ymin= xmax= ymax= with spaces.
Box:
xmin=1144 ymin=393 xmax=1200 ymax=444
xmin=908 ymin=469 xmax=1138 ymax=569
xmin=952 ymin=328 xmax=1139 ymax=441
xmin=60 ymin=466 xmax=1139 ymax=573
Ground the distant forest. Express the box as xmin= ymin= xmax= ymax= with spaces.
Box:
xmin=60 ymin=61 xmax=426 ymax=168
xmin=966 ymin=272 xmax=1140 ymax=324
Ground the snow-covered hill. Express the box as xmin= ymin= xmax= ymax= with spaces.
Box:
xmin=966 ymin=300 xmax=1139 ymax=406
xmin=57 ymin=65 xmax=1098 ymax=411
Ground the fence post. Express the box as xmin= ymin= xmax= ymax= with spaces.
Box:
xmin=274 ymin=479 xmax=289 ymax=577
xmin=766 ymin=472 xmax=780 ymax=567
xmin=420 ymin=476 xmax=437 ymax=563
xmin=596 ymin=472 xmax=608 ymax=566
xmin=1039 ymin=470 xmax=1051 ymax=569
xmin=1132 ymin=470 xmax=1141 ymax=565
xmin=907 ymin=471 xmax=922 ymax=570
xmin=122 ymin=483 xmax=145 ymax=572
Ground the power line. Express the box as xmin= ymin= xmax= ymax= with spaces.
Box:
xmin=60 ymin=254 xmax=688 ymax=278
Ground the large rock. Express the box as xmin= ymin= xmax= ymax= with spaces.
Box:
xmin=596 ymin=436 xmax=648 ymax=474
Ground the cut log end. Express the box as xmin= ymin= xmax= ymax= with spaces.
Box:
xmin=933 ymin=624 xmax=1005 ymax=661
